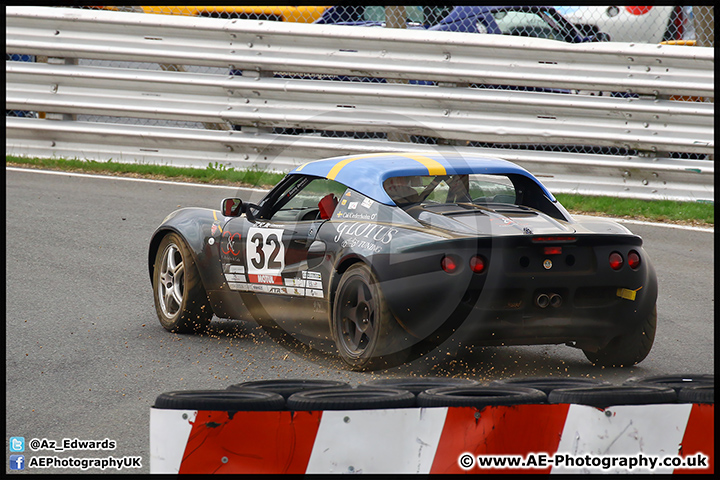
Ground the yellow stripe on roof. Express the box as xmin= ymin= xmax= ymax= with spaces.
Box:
xmin=400 ymin=153 xmax=447 ymax=175
xmin=326 ymin=153 xmax=389 ymax=180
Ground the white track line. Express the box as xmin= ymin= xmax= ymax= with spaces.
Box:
xmin=7 ymin=166 xmax=713 ymax=233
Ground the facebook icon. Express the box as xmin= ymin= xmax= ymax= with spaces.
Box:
xmin=10 ymin=455 xmax=25 ymax=471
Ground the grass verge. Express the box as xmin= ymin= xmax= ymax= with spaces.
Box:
xmin=6 ymin=155 xmax=714 ymax=227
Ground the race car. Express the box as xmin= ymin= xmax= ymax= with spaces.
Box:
xmin=148 ymin=152 xmax=658 ymax=370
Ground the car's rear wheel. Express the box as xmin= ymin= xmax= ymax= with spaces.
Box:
xmin=583 ymin=305 xmax=657 ymax=367
xmin=332 ymin=264 xmax=407 ymax=371
xmin=153 ymin=232 xmax=212 ymax=333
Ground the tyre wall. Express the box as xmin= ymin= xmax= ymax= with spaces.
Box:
xmin=149 ymin=377 xmax=713 ymax=474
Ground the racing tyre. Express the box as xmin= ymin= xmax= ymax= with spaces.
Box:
xmin=548 ymin=385 xmax=676 ymax=408
xmin=490 ymin=376 xmax=611 ymax=395
xmin=153 ymin=233 xmax=213 ymax=333
xmin=362 ymin=377 xmax=479 ymax=395
xmin=623 ymin=373 xmax=714 ymax=393
xmin=332 ymin=264 xmax=409 ymax=371
xmin=677 ymin=386 xmax=714 ymax=404
xmin=154 ymin=389 xmax=285 ymax=411
xmin=583 ymin=305 xmax=657 ymax=367
xmin=416 ymin=386 xmax=547 ymax=408
xmin=286 ymin=387 xmax=415 ymax=411
xmin=227 ymin=379 xmax=350 ymax=399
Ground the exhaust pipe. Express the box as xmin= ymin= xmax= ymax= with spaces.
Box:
xmin=535 ymin=293 xmax=550 ymax=308
xmin=549 ymin=293 xmax=562 ymax=308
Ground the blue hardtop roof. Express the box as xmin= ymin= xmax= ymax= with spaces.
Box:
xmin=291 ymin=152 xmax=555 ymax=206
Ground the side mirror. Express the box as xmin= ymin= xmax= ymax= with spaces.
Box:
xmin=221 ymin=198 xmax=243 ymax=217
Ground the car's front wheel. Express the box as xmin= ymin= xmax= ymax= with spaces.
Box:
xmin=583 ymin=305 xmax=657 ymax=367
xmin=332 ymin=264 xmax=408 ymax=371
xmin=153 ymin=232 xmax=213 ymax=333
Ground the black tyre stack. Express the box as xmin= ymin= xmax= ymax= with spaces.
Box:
xmin=154 ymin=374 xmax=714 ymax=411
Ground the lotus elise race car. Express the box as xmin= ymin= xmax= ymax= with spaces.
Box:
xmin=149 ymin=152 xmax=657 ymax=370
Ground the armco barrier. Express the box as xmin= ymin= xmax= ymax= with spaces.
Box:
xmin=149 ymin=379 xmax=714 ymax=474
xmin=5 ymin=6 xmax=715 ymax=202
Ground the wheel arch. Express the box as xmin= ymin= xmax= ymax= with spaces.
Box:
xmin=149 ymin=227 xmax=174 ymax=283
xmin=328 ymin=254 xmax=375 ymax=317
xmin=148 ymin=208 xmax=221 ymax=284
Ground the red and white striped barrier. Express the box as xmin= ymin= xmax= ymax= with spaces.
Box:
xmin=150 ymin=403 xmax=713 ymax=474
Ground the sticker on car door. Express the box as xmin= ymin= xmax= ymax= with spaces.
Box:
xmin=246 ymin=227 xmax=285 ymax=284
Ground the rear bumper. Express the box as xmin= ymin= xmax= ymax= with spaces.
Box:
xmin=379 ymin=239 xmax=658 ymax=350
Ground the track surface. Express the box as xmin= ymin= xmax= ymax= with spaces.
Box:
xmin=6 ymin=168 xmax=714 ymax=473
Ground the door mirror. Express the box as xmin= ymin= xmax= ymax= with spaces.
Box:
xmin=221 ymin=198 xmax=243 ymax=217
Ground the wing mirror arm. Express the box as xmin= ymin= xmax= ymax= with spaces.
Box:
xmin=221 ymin=198 xmax=261 ymax=220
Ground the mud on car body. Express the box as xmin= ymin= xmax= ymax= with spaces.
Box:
xmin=149 ymin=152 xmax=658 ymax=370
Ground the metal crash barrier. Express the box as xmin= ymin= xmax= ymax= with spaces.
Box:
xmin=5 ymin=6 xmax=714 ymax=202
xmin=149 ymin=376 xmax=714 ymax=474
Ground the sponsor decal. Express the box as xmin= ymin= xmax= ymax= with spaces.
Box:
xmin=340 ymin=237 xmax=383 ymax=253
xmin=543 ymin=259 xmax=553 ymax=270
xmin=224 ymin=273 xmax=246 ymax=283
xmin=333 ymin=222 xmax=397 ymax=245
xmin=221 ymin=231 xmax=242 ymax=256
xmin=248 ymin=274 xmax=283 ymax=285
xmin=225 ymin=265 xmax=246 ymax=274
xmin=228 ymin=282 xmax=252 ymax=292
xmin=246 ymin=227 xmax=285 ymax=278
xmin=222 ymin=263 xmax=323 ymax=299
xmin=361 ymin=197 xmax=374 ymax=209
xmin=302 ymin=271 xmax=322 ymax=281
xmin=336 ymin=212 xmax=377 ymax=220
xmin=348 ymin=201 xmax=358 ymax=210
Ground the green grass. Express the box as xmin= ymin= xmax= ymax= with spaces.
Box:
xmin=7 ymin=155 xmax=713 ymax=226
xmin=6 ymin=155 xmax=283 ymax=188
xmin=555 ymin=193 xmax=714 ymax=226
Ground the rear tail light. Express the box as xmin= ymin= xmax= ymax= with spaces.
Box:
xmin=470 ymin=255 xmax=487 ymax=273
xmin=628 ymin=250 xmax=641 ymax=269
xmin=543 ymin=246 xmax=562 ymax=255
xmin=609 ymin=252 xmax=624 ymax=270
xmin=441 ymin=256 xmax=458 ymax=273
xmin=532 ymin=236 xmax=577 ymax=243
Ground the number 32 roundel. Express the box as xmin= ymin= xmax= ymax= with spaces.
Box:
xmin=246 ymin=227 xmax=285 ymax=284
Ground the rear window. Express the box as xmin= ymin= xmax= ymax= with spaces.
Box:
xmin=383 ymin=174 xmax=516 ymax=206
xmin=382 ymin=172 xmax=569 ymax=222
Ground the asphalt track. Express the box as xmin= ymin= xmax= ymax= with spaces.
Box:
xmin=5 ymin=167 xmax=714 ymax=473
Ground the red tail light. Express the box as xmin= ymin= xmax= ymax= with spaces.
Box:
xmin=532 ymin=236 xmax=576 ymax=244
xmin=544 ymin=246 xmax=562 ymax=255
xmin=470 ymin=255 xmax=487 ymax=273
xmin=609 ymin=252 xmax=624 ymax=270
xmin=441 ymin=256 xmax=458 ymax=273
xmin=628 ymin=250 xmax=641 ymax=269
